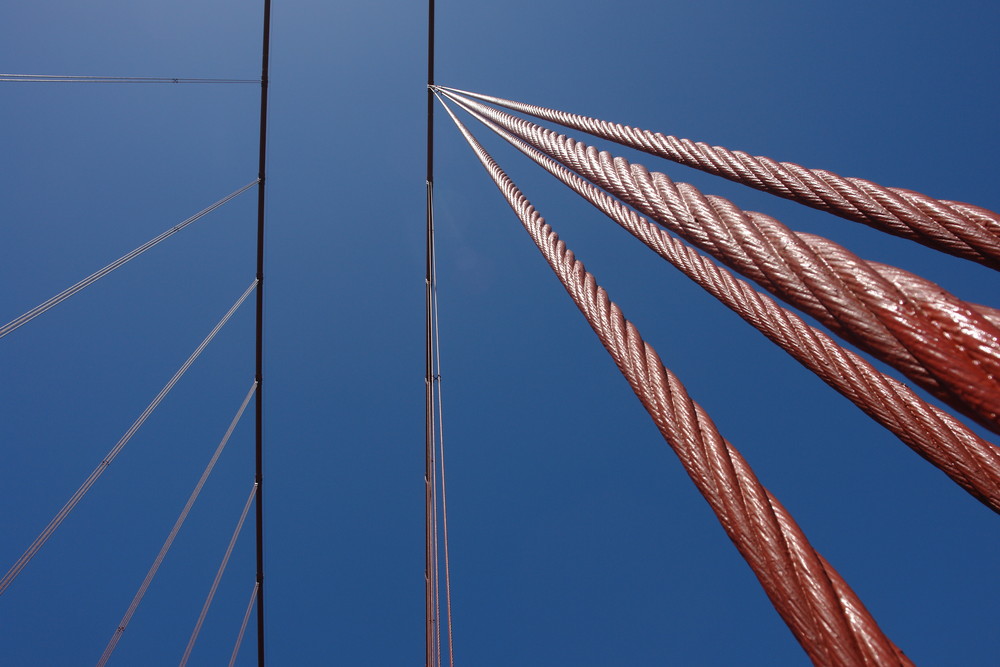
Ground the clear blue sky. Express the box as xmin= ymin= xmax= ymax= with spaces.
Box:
xmin=1 ymin=1 xmax=998 ymax=664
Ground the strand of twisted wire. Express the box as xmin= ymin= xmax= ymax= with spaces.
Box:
xmin=439 ymin=97 xmax=911 ymax=667
xmin=439 ymin=90 xmax=1000 ymax=512
xmin=439 ymin=87 xmax=1000 ymax=270
xmin=441 ymin=93 xmax=1000 ymax=435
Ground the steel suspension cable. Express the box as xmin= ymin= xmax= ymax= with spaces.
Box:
xmin=1 ymin=74 xmax=259 ymax=84
xmin=0 ymin=180 xmax=258 ymax=339
xmin=439 ymin=92 xmax=1000 ymax=435
xmin=424 ymin=0 xmax=438 ymax=664
xmin=439 ymin=87 xmax=1000 ymax=270
xmin=96 ymin=381 xmax=258 ymax=666
xmin=0 ymin=280 xmax=257 ymax=596
xmin=431 ymin=443 xmax=442 ymax=667
xmin=230 ymin=582 xmax=259 ymax=667
xmin=440 ymin=101 xmax=911 ymax=667
xmin=180 ymin=481 xmax=258 ymax=667
xmin=438 ymin=92 xmax=1000 ymax=512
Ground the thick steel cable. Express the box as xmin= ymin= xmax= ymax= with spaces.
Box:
xmin=440 ymin=98 xmax=911 ymax=667
xmin=439 ymin=92 xmax=1000 ymax=435
xmin=229 ymin=582 xmax=259 ymax=667
xmin=0 ymin=74 xmax=259 ymax=83
xmin=440 ymin=87 xmax=1000 ymax=270
xmin=439 ymin=92 xmax=1000 ymax=512
xmin=0 ymin=180 xmax=258 ymax=339
xmin=96 ymin=382 xmax=258 ymax=666
xmin=180 ymin=481 xmax=258 ymax=667
xmin=0 ymin=281 xmax=257 ymax=596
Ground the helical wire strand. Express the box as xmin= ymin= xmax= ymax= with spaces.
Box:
xmin=437 ymin=90 xmax=1000 ymax=435
xmin=438 ymin=89 xmax=1000 ymax=513
xmin=438 ymin=87 xmax=1000 ymax=271
xmin=438 ymin=94 xmax=911 ymax=667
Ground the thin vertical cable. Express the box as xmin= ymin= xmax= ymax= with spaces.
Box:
xmin=179 ymin=481 xmax=258 ymax=667
xmin=230 ymin=582 xmax=259 ymax=667
xmin=424 ymin=0 xmax=437 ymax=665
xmin=254 ymin=1 xmax=272 ymax=665
xmin=432 ymin=244 xmax=455 ymax=666
xmin=431 ymin=436 xmax=442 ymax=667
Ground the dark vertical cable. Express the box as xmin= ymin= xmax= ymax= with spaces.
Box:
xmin=424 ymin=1 xmax=436 ymax=665
xmin=255 ymin=1 xmax=272 ymax=666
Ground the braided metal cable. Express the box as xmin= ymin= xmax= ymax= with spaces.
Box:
xmin=439 ymin=91 xmax=1000 ymax=435
xmin=439 ymin=90 xmax=1000 ymax=512
xmin=440 ymin=87 xmax=1000 ymax=270
xmin=439 ymin=95 xmax=912 ymax=667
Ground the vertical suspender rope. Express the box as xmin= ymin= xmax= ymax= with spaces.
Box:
xmin=255 ymin=1 xmax=272 ymax=665
xmin=425 ymin=1 xmax=437 ymax=665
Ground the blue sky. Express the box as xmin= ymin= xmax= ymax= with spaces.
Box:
xmin=1 ymin=1 xmax=998 ymax=664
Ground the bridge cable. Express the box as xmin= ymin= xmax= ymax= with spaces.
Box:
xmin=438 ymin=91 xmax=1000 ymax=435
xmin=431 ymin=219 xmax=456 ymax=665
xmin=438 ymin=96 xmax=912 ymax=667
xmin=439 ymin=87 xmax=1000 ymax=271
xmin=96 ymin=381 xmax=258 ymax=666
xmin=424 ymin=0 xmax=439 ymax=664
xmin=179 ymin=480 xmax=258 ymax=667
xmin=0 ymin=74 xmax=259 ymax=84
xmin=0 ymin=180 xmax=257 ymax=340
xmin=230 ymin=582 xmax=259 ymax=667
xmin=0 ymin=280 xmax=257 ymax=596
xmin=438 ymin=90 xmax=1000 ymax=513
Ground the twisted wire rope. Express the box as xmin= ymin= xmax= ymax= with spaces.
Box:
xmin=440 ymin=87 xmax=1000 ymax=271
xmin=439 ymin=90 xmax=1000 ymax=512
xmin=439 ymin=96 xmax=911 ymax=667
xmin=439 ymin=91 xmax=1000 ymax=435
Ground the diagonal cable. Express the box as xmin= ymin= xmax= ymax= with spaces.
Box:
xmin=97 ymin=382 xmax=258 ymax=666
xmin=0 ymin=181 xmax=258 ymax=339
xmin=439 ymin=87 xmax=1000 ymax=270
xmin=438 ymin=90 xmax=1000 ymax=435
xmin=439 ymin=94 xmax=912 ymax=667
xmin=439 ymin=91 xmax=1000 ymax=512
xmin=229 ymin=582 xmax=259 ymax=667
xmin=179 ymin=481 xmax=257 ymax=667
xmin=0 ymin=281 xmax=257 ymax=595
